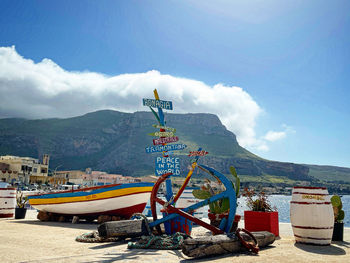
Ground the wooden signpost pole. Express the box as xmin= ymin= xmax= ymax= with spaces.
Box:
xmin=153 ymin=89 xmax=173 ymax=201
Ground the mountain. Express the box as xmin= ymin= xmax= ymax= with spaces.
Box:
xmin=307 ymin=165 xmax=350 ymax=183
xmin=0 ymin=110 xmax=349 ymax=187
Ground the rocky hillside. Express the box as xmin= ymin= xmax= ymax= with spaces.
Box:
xmin=0 ymin=110 xmax=348 ymax=184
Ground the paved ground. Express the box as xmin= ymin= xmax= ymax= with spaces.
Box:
xmin=0 ymin=210 xmax=349 ymax=263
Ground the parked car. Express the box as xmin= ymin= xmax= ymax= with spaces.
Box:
xmin=29 ymin=184 xmax=38 ymax=191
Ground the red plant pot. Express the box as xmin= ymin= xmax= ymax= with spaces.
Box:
xmin=244 ymin=211 xmax=279 ymax=237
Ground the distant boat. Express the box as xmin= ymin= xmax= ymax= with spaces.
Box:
xmin=176 ymin=187 xmax=200 ymax=208
xmin=28 ymin=182 xmax=154 ymax=218
xmin=176 ymin=187 xmax=205 ymax=221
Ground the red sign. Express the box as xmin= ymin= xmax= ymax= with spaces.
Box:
xmin=153 ymin=136 xmax=179 ymax=145
xmin=188 ymin=150 xmax=209 ymax=157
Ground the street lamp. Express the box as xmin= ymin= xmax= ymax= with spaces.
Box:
xmin=48 ymin=165 xmax=62 ymax=187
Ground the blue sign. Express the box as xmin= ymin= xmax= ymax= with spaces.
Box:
xmin=143 ymin=98 xmax=173 ymax=110
xmin=155 ymin=157 xmax=180 ymax=176
xmin=145 ymin=144 xmax=187 ymax=154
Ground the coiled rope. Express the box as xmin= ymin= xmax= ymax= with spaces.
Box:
xmin=75 ymin=231 xmax=122 ymax=243
xmin=127 ymin=232 xmax=190 ymax=250
xmin=128 ymin=213 xmax=191 ymax=250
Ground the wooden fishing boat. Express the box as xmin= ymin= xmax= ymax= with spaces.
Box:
xmin=28 ymin=182 xmax=154 ymax=219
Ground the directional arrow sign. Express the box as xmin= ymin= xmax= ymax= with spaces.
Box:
xmin=148 ymin=131 xmax=175 ymax=137
xmin=143 ymin=98 xmax=173 ymax=110
xmin=153 ymin=136 xmax=179 ymax=145
xmin=152 ymin=124 xmax=176 ymax=132
xmin=188 ymin=150 xmax=209 ymax=157
xmin=145 ymin=144 xmax=187 ymax=154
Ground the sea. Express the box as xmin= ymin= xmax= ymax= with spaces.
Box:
xmin=148 ymin=195 xmax=350 ymax=227
xmin=237 ymin=195 xmax=350 ymax=227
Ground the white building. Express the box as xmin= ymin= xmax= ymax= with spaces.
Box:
xmin=0 ymin=155 xmax=49 ymax=185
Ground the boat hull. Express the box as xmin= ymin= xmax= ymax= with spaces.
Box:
xmin=28 ymin=183 xmax=153 ymax=218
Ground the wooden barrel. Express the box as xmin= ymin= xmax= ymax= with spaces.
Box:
xmin=290 ymin=186 xmax=334 ymax=245
xmin=0 ymin=187 xmax=16 ymax=218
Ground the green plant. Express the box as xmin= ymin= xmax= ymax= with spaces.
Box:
xmin=243 ymin=188 xmax=275 ymax=212
xmin=192 ymin=165 xmax=240 ymax=214
xmin=229 ymin=166 xmax=240 ymax=198
xmin=16 ymin=192 xmax=28 ymax=208
xmin=331 ymin=195 xmax=345 ymax=223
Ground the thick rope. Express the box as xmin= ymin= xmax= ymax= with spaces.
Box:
xmin=75 ymin=231 xmax=121 ymax=243
xmin=127 ymin=232 xmax=190 ymax=250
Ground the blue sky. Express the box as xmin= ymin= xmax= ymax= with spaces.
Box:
xmin=0 ymin=0 xmax=349 ymax=168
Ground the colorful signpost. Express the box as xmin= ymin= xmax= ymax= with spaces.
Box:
xmin=143 ymin=89 xmax=179 ymax=201
xmin=142 ymin=90 xmax=218 ymax=236
xmin=155 ymin=157 xmax=180 ymax=176
xmin=145 ymin=144 xmax=187 ymax=154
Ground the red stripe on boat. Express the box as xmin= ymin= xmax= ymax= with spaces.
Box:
xmin=292 ymin=225 xmax=333 ymax=230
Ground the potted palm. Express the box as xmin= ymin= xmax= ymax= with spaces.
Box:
xmin=243 ymin=188 xmax=279 ymax=237
xmin=331 ymin=195 xmax=345 ymax=241
xmin=15 ymin=191 xmax=28 ymax=219
xmin=192 ymin=166 xmax=241 ymax=233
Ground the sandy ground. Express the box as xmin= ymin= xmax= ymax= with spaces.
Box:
xmin=0 ymin=210 xmax=349 ymax=263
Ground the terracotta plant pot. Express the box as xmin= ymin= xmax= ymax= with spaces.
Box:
xmin=208 ymin=212 xmax=241 ymax=233
xmin=244 ymin=210 xmax=279 ymax=237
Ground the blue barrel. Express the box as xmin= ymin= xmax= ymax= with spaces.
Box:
xmin=162 ymin=209 xmax=193 ymax=235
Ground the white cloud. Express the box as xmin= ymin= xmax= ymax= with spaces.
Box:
xmin=0 ymin=46 xmax=269 ymax=150
xmin=254 ymin=124 xmax=295 ymax=152
xmin=282 ymin=124 xmax=296 ymax=134
xmin=256 ymin=142 xmax=269 ymax=152
xmin=264 ymin=130 xmax=286 ymax=142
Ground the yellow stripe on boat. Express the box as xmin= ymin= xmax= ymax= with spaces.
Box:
xmin=29 ymin=186 xmax=153 ymax=205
